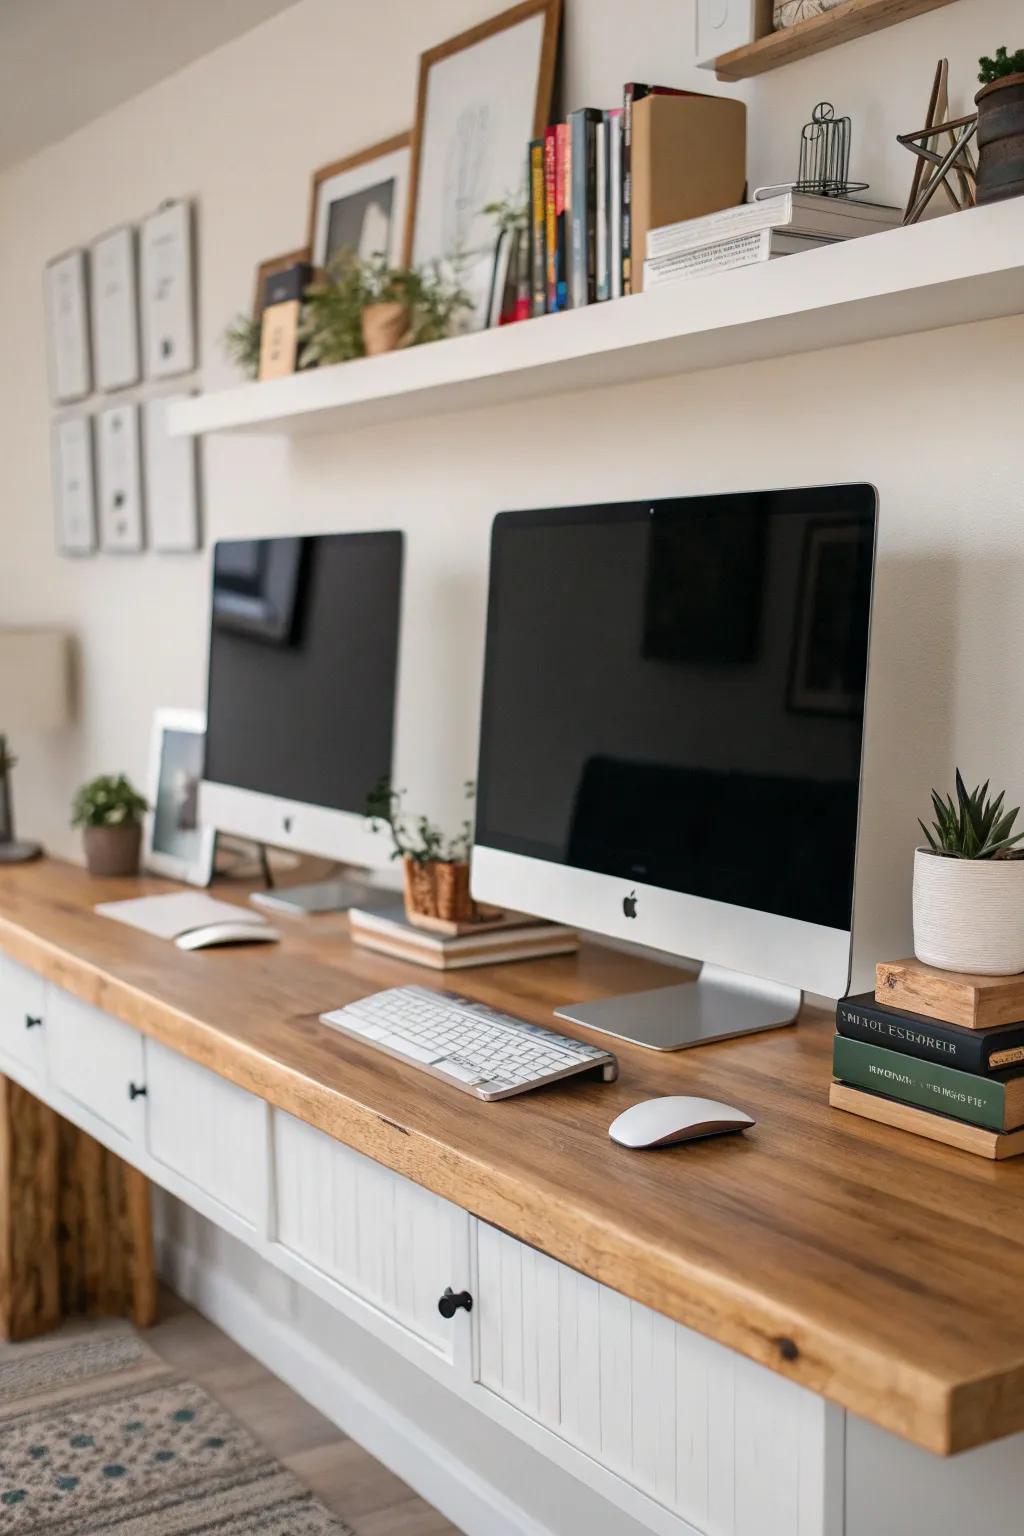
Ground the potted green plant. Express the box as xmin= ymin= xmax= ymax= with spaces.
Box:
xmin=976 ymin=47 xmax=1024 ymax=204
xmin=915 ymin=771 xmax=1024 ymax=974
xmin=299 ymin=251 xmax=472 ymax=368
xmin=72 ymin=774 xmax=148 ymax=877
xmin=366 ymin=778 xmax=478 ymax=926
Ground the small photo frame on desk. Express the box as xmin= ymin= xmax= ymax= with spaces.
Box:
xmin=44 ymin=248 xmax=92 ymax=403
xmin=307 ymin=134 xmax=411 ymax=275
xmin=97 ymin=401 xmax=144 ymax=552
xmin=145 ymin=708 xmax=215 ymax=886
xmin=91 ymin=224 xmax=140 ymax=391
xmin=140 ymin=200 xmax=195 ymax=379
xmin=52 ymin=415 xmax=97 ymax=556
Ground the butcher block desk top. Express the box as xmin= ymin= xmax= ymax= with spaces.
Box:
xmin=1 ymin=857 xmax=1022 ymax=1456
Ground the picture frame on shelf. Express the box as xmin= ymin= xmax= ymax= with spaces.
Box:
xmin=143 ymin=394 xmax=200 ymax=552
xmin=90 ymin=224 xmax=140 ymax=391
xmin=406 ymin=0 xmax=561 ymax=329
xmin=52 ymin=415 xmax=96 ymax=556
xmin=144 ymin=707 xmax=215 ymax=886
xmin=307 ymin=134 xmax=411 ymax=276
xmin=44 ymin=249 xmax=92 ymax=403
xmin=96 ymin=401 xmax=144 ymax=552
xmin=140 ymin=199 xmax=196 ymax=379
xmin=253 ymin=246 xmax=311 ymax=321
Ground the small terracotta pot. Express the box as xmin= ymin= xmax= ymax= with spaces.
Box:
xmin=402 ymin=857 xmax=476 ymax=927
xmin=975 ymin=72 xmax=1024 ymax=205
xmin=362 ymin=302 xmax=409 ymax=356
xmin=83 ymin=823 xmax=142 ymax=878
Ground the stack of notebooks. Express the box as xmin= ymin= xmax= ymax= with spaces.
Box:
xmin=348 ymin=901 xmax=579 ymax=971
xmin=642 ymin=191 xmax=901 ymax=289
xmin=830 ymin=957 xmax=1024 ymax=1159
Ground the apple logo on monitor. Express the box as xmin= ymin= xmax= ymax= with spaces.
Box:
xmin=622 ymin=890 xmax=637 ymax=919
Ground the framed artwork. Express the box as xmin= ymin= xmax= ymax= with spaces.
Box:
xmin=144 ymin=708 xmax=215 ymax=886
xmin=695 ymin=0 xmax=759 ymax=66
xmin=52 ymin=416 xmax=96 ymax=556
xmin=252 ymin=246 xmax=310 ymax=320
xmin=406 ymin=0 xmax=561 ymax=327
xmin=97 ymin=402 xmax=144 ymax=552
xmin=787 ymin=519 xmax=873 ymax=716
xmin=44 ymin=249 xmax=91 ymax=403
xmin=143 ymin=394 xmax=199 ymax=553
xmin=307 ymin=134 xmax=411 ymax=275
xmin=140 ymin=200 xmax=195 ymax=379
xmin=90 ymin=225 xmax=140 ymax=391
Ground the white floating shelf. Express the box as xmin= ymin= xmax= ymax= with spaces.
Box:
xmin=170 ymin=199 xmax=1024 ymax=441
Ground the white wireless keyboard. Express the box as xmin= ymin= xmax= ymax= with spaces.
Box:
xmin=320 ymin=984 xmax=618 ymax=1100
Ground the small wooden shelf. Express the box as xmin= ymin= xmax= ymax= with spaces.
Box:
xmin=714 ymin=0 xmax=961 ymax=82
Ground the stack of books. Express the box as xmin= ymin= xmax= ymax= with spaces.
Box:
xmin=348 ymin=901 xmax=579 ymax=971
xmin=642 ymin=191 xmax=901 ymax=289
xmin=830 ymin=957 xmax=1024 ymax=1159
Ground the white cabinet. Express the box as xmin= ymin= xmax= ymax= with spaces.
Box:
xmin=272 ymin=1111 xmax=471 ymax=1366
xmin=475 ymin=1222 xmax=839 ymax=1536
xmin=146 ymin=1040 xmax=267 ymax=1229
xmin=46 ymin=988 xmax=146 ymax=1141
xmin=0 ymin=953 xmax=47 ymax=1078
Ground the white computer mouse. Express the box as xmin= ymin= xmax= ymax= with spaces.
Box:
xmin=608 ymin=1096 xmax=755 ymax=1149
xmin=175 ymin=922 xmax=281 ymax=951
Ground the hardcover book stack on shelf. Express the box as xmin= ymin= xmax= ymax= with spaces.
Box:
xmin=830 ymin=957 xmax=1024 ymax=1159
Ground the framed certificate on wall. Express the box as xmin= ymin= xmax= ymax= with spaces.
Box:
xmin=140 ymin=200 xmax=195 ymax=379
xmin=52 ymin=415 xmax=96 ymax=556
xmin=91 ymin=225 xmax=140 ymax=391
xmin=44 ymin=249 xmax=92 ymax=403
xmin=97 ymin=402 xmax=144 ymax=552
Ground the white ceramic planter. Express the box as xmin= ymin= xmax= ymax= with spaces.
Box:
xmin=913 ymin=847 xmax=1024 ymax=974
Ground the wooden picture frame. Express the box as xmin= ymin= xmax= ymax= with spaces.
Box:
xmin=306 ymin=133 xmax=411 ymax=276
xmin=405 ymin=0 xmax=561 ymax=325
xmin=252 ymin=247 xmax=311 ymax=321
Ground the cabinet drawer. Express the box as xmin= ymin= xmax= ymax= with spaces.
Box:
xmin=272 ymin=1112 xmax=469 ymax=1361
xmin=146 ymin=1041 xmax=267 ymax=1228
xmin=476 ymin=1223 xmax=834 ymax=1536
xmin=0 ymin=954 xmax=46 ymax=1077
xmin=47 ymin=989 xmax=146 ymax=1140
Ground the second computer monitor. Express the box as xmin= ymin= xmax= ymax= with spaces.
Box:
xmin=201 ymin=530 xmax=403 ymax=870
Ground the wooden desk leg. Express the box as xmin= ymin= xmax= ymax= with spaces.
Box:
xmin=0 ymin=1074 xmax=157 ymax=1341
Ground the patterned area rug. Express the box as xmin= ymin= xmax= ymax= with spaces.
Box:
xmin=0 ymin=1324 xmax=355 ymax=1534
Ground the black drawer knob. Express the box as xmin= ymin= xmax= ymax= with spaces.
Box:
xmin=128 ymin=1082 xmax=148 ymax=1101
xmin=437 ymin=1287 xmax=473 ymax=1319
xmin=25 ymin=1015 xmax=43 ymax=1030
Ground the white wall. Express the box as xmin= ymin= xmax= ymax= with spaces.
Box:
xmin=1 ymin=0 xmax=1022 ymax=977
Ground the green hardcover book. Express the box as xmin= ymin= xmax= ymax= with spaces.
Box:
xmin=832 ymin=1035 xmax=1024 ymax=1133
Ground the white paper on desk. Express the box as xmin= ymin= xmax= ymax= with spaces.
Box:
xmin=94 ymin=892 xmax=269 ymax=941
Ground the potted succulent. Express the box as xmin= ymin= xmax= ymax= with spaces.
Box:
xmin=976 ymin=47 xmax=1024 ymax=204
xmin=914 ymin=771 xmax=1024 ymax=974
xmin=72 ymin=774 xmax=148 ymax=877
xmin=366 ymin=777 xmax=479 ymax=927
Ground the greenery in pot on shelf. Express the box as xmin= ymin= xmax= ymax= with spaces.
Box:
xmin=976 ymin=47 xmax=1024 ymax=205
xmin=222 ymin=312 xmax=262 ymax=379
xmin=72 ymin=774 xmax=148 ymax=878
xmin=365 ymin=777 xmax=480 ymax=927
xmin=914 ymin=771 xmax=1024 ymax=976
xmin=299 ymin=250 xmax=473 ymax=368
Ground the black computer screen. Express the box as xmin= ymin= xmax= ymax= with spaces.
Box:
xmin=204 ymin=532 xmax=403 ymax=814
xmin=475 ymin=488 xmax=876 ymax=932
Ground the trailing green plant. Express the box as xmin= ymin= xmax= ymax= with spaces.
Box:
xmin=298 ymin=250 xmax=473 ymax=367
xmin=408 ymin=258 xmax=474 ymax=345
xmin=918 ymin=770 xmax=1024 ymax=860
xmin=979 ymin=47 xmax=1024 ymax=86
xmin=483 ymin=192 xmax=528 ymax=237
xmin=71 ymin=774 xmax=148 ymax=830
xmin=366 ymin=777 xmax=475 ymax=864
xmin=222 ymin=312 xmax=262 ymax=378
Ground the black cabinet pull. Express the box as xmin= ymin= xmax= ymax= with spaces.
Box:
xmin=437 ymin=1287 xmax=473 ymax=1319
xmin=24 ymin=1015 xmax=43 ymax=1030
xmin=128 ymin=1082 xmax=147 ymax=1101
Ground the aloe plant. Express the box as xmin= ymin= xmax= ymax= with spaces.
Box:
xmin=919 ymin=771 xmax=1024 ymax=859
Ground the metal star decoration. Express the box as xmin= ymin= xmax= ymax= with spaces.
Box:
xmin=898 ymin=59 xmax=977 ymax=225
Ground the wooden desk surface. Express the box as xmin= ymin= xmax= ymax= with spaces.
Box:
xmin=1 ymin=858 xmax=1022 ymax=1456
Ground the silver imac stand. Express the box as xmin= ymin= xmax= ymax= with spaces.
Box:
xmin=555 ymin=963 xmax=801 ymax=1051
xmin=249 ymin=863 xmax=394 ymax=917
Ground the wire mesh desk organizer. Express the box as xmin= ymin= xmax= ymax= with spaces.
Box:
xmin=795 ymin=103 xmax=868 ymax=197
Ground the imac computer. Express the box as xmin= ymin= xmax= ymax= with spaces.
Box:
xmin=200 ymin=531 xmax=404 ymax=910
xmin=472 ymin=486 xmax=877 ymax=1049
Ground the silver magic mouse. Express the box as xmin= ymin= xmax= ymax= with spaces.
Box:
xmin=608 ymin=1095 xmax=755 ymax=1149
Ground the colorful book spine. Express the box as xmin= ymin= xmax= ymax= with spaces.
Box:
xmin=529 ymin=139 xmax=547 ymax=318
xmin=608 ymin=108 xmax=623 ymax=299
xmin=837 ymin=994 xmax=1024 ymax=1074
xmin=832 ymin=1035 xmax=1017 ymax=1133
xmin=554 ymin=123 xmax=569 ymax=312
xmin=569 ymin=108 xmax=601 ymax=308
xmin=596 ymin=114 xmax=609 ymax=301
xmin=544 ymin=126 xmax=557 ymax=313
